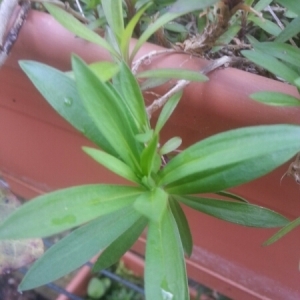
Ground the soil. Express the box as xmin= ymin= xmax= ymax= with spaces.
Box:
xmin=0 ymin=272 xmax=47 ymax=300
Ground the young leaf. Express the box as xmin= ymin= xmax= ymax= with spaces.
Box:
xmin=159 ymin=137 xmax=182 ymax=155
xmin=145 ymin=207 xmax=189 ymax=300
xmin=242 ymin=49 xmax=299 ymax=84
xmin=113 ymin=62 xmax=150 ymax=132
xmin=137 ymin=69 xmax=208 ymax=82
xmin=89 ymin=61 xmax=120 ymax=82
xmin=101 ymin=0 xmax=124 ymax=45
xmin=72 ymin=55 xmax=141 ymax=171
xmin=247 ymin=15 xmax=281 ymax=36
xmin=175 ymin=195 xmax=289 ymax=228
xmin=263 ymin=217 xmax=300 ymax=246
xmin=134 ymin=188 xmax=168 ymax=223
xmin=140 ymin=134 xmax=159 ymax=175
xmin=158 ymin=125 xmax=300 ymax=194
xmin=19 ymin=61 xmax=117 ymax=156
xmin=155 ymin=91 xmax=182 ymax=134
xmin=43 ymin=3 xmax=118 ymax=58
xmin=19 ymin=207 xmax=141 ymax=291
xmin=250 ymin=91 xmax=300 ymax=107
xmin=275 ymin=17 xmax=300 ymax=44
xmin=169 ymin=197 xmax=193 ymax=257
xmin=93 ymin=216 xmax=148 ymax=272
xmin=82 ymin=147 xmax=140 ymax=183
xmin=121 ymin=1 xmax=153 ymax=60
xmin=141 ymin=77 xmax=170 ymax=91
xmin=0 ymin=185 xmax=144 ymax=239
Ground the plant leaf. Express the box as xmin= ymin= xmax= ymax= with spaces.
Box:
xmin=175 ymin=196 xmax=289 ymax=228
xmin=43 ymin=3 xmax=118 ymax=58
xmin=275 ymin=0 xmax=300 ymax=16
xmin=160 ymin=137 xmax=182 ymax=155
xmin=215 ymin=191 xmax=248 ymax=203
xmin=101 ymin=0 xmax=124 ymax=45
xmin=0 ymin=185 xmax=144 ymax=238
xmin=158 ymin=125 xmax=300 ymax=194
xmin=169 ymin=197 xmax=193 ymax=257
xmin=93 ymin=216 xmax=148 ymax=272
xmin=140 ymin=134 xmax=159 ymax=175
xmin=113 ymin=62 xmax=150 ymax=132
xmin=242 ymin=49 xmax=299 ymax=84
xmin=134 ymin=188 xmax=168 ymax=222
xmin=19 ymin=207 xmax=141 ymax=290
xmin=251 ymin=42 xmax=300 ymax=69
xmin=145 ymin=207 xmax=188 ymax=300
xmin=82 ymin=147 xmax=140 ymax=183
xmin=121 ymin=1 xmax=153 ymax=60
xmin=247 ymin=15 xmax=281 ymax=36
xmin=137 ymin=69 xmax=208 ymax=81
xmin=263 ymin=217 xmax=300 ymax=246
xmin=19 ymin=61 xmax=117 ymax=156
xmin=155 ymin=91 xmax=182 ymax=134
xmin=250 ymin=91 xmax=300 ymax=107
xmin=72 ymin=55 xmax=141 ymax=171
xmin=275 ymin=17 xmax=300 ymax=43
xmin=168 ymin=0 xmax=218 ymax=14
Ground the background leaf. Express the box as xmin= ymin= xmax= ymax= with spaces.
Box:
xmin=250 ymin=91 xmax=300 ymax=106
xmin=263 ymin=217 xmax=300 ymax=246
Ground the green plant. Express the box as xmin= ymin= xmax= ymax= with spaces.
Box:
xmin=1 ymin=1 xmax=300 ymax=299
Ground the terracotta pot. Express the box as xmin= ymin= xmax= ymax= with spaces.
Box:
xmin=1 ymin=9 xmax=300 ymax=300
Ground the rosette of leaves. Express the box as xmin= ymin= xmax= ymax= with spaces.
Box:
xmin=0 ymin=58 xmax=299 ymax=300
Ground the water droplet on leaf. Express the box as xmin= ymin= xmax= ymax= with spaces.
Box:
xmin=161 ymin=289 xmax=174 ymax=300
xmin=64 ymin=97 xmax=73 ymax=107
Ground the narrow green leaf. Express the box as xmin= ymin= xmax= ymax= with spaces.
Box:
xmin=140 ymin=134 xmax=159 ymax=175
xmin=113 ymin=62 xmax=150 ymax=132
xmin=43 ymin=3 xmax=118 ymax=57
xmin=158 ymin=125 xmax=300 ymax=194
xmin=253 ymin=0 xmax=272 ymax=11
xmin=93 ymin=216 xmax=148 ymax=272
xmin=169 ymin=197 xmax=193 ymax=257
xmin=215 ymin=191 xmax=248 ymax=203
xmin=275 ymin=17 xmax=300 ymax=43
xmin=121 ymin=2 xmax=153 ymax=60
xmin=160 ymin=137 xmax=182 ymax=155
xmin=134 ymin=188 xmax=168 ymax=222
xmin=137 ymin=69 xmax=208 ymax=82
xmin=155 ymin=91 xmax=182 ymax=134
xmin=251 ymin=42 xmax=300 ymax=69
xmin=82 ymin=147 xmax=140 ymax=183
xmin=175 ymin=195 xmax=289 ymax=228
xmin=130 ymin=12 xmax=182 ymax=61
xmin=212 ymin=25 xmax=241 ymax=53
xmin=250 ymin=91 xmax=300 ymax=107
xmin=141 ymin=77 xmax=170 ymax=91
xmin=168 ymin=0 xmax=218 ymax=14
xmin=19 ymin=207 xmax=141 ymax=290
xmin=242 ymin=49 xmax=299 ymax=84
xmin=72 ymin=56 xmax=141 ymax=171
xmin=0 ymin=185 xmax=144 ymax=238
xmin=276 ymin=0 xmax=300 ymax=16
xmin=247 ymin=15 xmax=281 ymax=36
xmin=19 ymin=61 xmax=117 ymax=156
xmin=263 ymin=217 xmax=300 ymax=246
xmin=145 ymin=207 xmax=188 ymax=300
xmin=135 ymin=129 xmax=154 ymax=143
xmin=101 ymin=0 xmax=124 ymax=45
xmin=89 ymin=61 xmax=120 ymax=82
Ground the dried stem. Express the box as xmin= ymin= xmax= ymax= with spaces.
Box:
xmin=0 ymin=0 xmax=31 ymax=68
xmin=146 ymin=56 xmax=232 ymax=118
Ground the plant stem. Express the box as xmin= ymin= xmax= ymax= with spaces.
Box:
xmin=146 ymin=56 xmax=232 ymax=118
